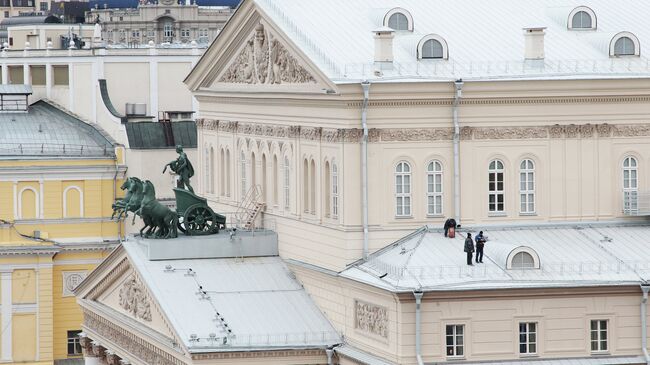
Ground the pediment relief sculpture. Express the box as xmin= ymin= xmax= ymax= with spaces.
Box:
xmin=220 ymin=23 xmax=316 ymax=85
xmin=118 ymin=275 xmax=152 ymax=322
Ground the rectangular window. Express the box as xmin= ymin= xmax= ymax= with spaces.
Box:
xmin=332 ymin=164 xmax=338 ymax=218
xmin=446 ymin=324 xmax=464 ymax=357
xmin=590 ymin=320 xmax=608 ymax=352
xmin=39 ymin=1 xmax=47 ymax=10
xmin=519 ymin=322 xmax=537 ymax=354
xmin=163 ymin=23 xmax=173 ymax=39
xmin=181 ymin=28 xmax=190 ymax=38
xmin=427 ymin=163 xmax=443 ymax=216
xmin=131 ymin=29 xmax=140 ymax=39
xmin=67 ymin=330 xmax=82 ymax=356
xmin=488 ymin=171 xmax=504 ymax=212
xmin=4 ymin=11 xmax=9 ymax=18
xmin=53 ymin=65 xmax=69 ymax=86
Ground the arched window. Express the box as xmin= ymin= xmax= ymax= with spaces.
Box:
xmin=426 ymin=161 xmax=443 ymax=216
xmin=324 ymin=161 xmax=331 ymax=217
xmin=519 ymin=159 xmax=535 ymax=214
xmin=332 ymin=162 xmax=338 ymax=218
xmin=614 ymin=37 xmax=635 ymax=56
xmin=226 ymin=149 xmax=231 ymax=197
xmin=240 ymin=151 xmax=247 ymax=199
xmin=384 ymin=8 xmax=413 ymax=31
xmin=422 ymin=39 xmax=444 ymax=59
xmin=209 ymin=147 xmax=215 ymax=194
xmin=417 ymin=34 xmax=449 ymax=60
xmin=488 ymin=159 xmax=505 ymax=213
xmin=284 ymin=156 xmax=291 ymax=209
xmin=63 ymin=186 xmax=83 ymax=218
xmin=310 ymin=159 xmax=316 ymax=214
xmin=623 ymin=156 xmax=638 ymax=214
xmin=261 ymin=154 xmax=267 ymax=203
xmin=220 ymin=148 xmax=225 ymax=196
xmin=511 ymin=252 xmax=535 ymax=269
xmin=395 ymin=161 xmax=412 ymax=217
xmin=273 ymin=154 xmax=279 ymax=205
xmin=388 ymin=13 xmax=408 ymax=31
xmin=250 ymin=152 xmax=257 ymax=189
xmin=303 ymin=159 xmax=309 ymax=213
xmin=571 ymin=11 xmax=592 ymax=29
xmin=19 ymin=187 xmax=39 ymax=220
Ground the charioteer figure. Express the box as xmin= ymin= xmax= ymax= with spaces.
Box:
xmin=163 ymin=145 xmax=195 ymax=193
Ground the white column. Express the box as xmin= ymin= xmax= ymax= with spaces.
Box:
xmin=149 ymin=59 xmax=158 ymax=120
xmin=23 ymin=63 xmax=29 ymax=85
xmin=1 ymin=271 xmax=13 ymax=362
xmin=68 ymin=62 xmax=75 ymax=112
xmin=1 ymin=64 xmax=7 ymax=85
xmin=190 ymin=58 xmax=198 ymax=115
xmin=91 ymin=61 xmax=97 ymax=123
xmin=84 ymin=356 xmax=101 ymax=365
xmin=45 ymin=63 xmax=52 ymax=99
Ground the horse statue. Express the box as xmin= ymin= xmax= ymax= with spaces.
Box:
xmin=111 ymin=177 xmax=144 ymax=220
xmin=137 ymin=180 xmax=178 ymax=239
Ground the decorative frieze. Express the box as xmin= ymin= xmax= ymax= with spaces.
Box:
xmin=354 ymin=300 xmax=388 ymax=339
xmin=118 ymin=275 xmax=152 ymax=322
xmin=84 ymin=311 xmax=182 ymax=365
xmin=190 ymin=349 xmax=324 ymax=361
xmin=63 ymin=271 xmax=88 ymax=297
xmin=219 ymin=23 xmax=316 ymax=85
xmin=199 ymin=120 xmax=650 ymax=142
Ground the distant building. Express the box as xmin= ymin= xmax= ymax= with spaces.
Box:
xmin=86 ymin=2 xmax=232 ymax=46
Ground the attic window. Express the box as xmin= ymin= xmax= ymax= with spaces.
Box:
xmin=568 ymin=6 xmax=596 ymax=30
xmin=384 ymin=8 xmax=413 ymax=32
xmin=506 ymin=247 xmax=540 ymax=270
xmin=417 ymin=34 xmax=449 ymax=60
xmin=610 ymin=32 xmax=640 ymax=57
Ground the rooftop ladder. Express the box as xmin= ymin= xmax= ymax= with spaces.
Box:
xmin=235 ymin=185 xmax=264 ymax=230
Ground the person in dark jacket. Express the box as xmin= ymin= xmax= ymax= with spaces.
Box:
xmin=475 ymin=231 xmax=486 ymax=263
xmin=444 ymin=218 xmax=457 ymax=237
xmin=464 ymin=233 xmax=474 ymax=266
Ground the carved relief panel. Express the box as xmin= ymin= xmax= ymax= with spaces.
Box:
xmin=354 ymin=300 xmax=388 ymax=339
xmin=118 ymin=275 xmax=152 ymax=322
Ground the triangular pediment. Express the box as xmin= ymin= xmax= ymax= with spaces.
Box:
xmin=75 ymin=247 xmax=180 ymax=345
xmin=186 ymin=0 xmax=336 ymax=93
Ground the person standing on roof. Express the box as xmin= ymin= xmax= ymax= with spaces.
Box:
xmin=475 ymin=231 xmax=486 ymax=263
xmin=464 ymin=233 xmax=474 ymax=266
xmin=444 ymin=218 xmax=457 ymax=237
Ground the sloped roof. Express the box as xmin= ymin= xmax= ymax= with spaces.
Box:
xmin=250 ymin=0 xmax=650 ymax=82
xmin=123 ymin=240 xmax=340 ymax=353
xmin=341 ymin=224 xmax=650 ymax=292
xmin=0 ymin=100 xmax=115 ymax=159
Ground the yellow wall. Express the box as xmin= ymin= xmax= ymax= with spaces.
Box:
xmin=12 ymin=269 xmax=36 ymax=304
xmin=13 ymin=314 xmax=37 ymax=362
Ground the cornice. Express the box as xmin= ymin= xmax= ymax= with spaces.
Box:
xmin=190 ymin=349 xmax=325 ymax=360
xmin=198 ymin=119 xmax=650 ymax=142
xmin=87 ymin=256 xmax=130 ymax=300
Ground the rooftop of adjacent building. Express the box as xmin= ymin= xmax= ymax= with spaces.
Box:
xmin=237 ymin=0 xmax=650 ymax=82
xmin=0 ymin=90 xmax=115 ymax=159
xmin=341 ymin=221 xmax=650 ymax=293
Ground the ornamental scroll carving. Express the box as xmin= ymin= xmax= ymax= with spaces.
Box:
xmin=220 ymin=23 xmax=316 ymax=85
xmin=118 ymin=275 xmax=152 ymax=322
xmin=355 ymin=300 xmax=388 ymax=339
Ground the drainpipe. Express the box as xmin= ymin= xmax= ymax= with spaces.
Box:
xmin=326 ymin=347 xmax=334 ymax=365
xmin=452 ymin=80 xmax=464 ymax=224
xmin=361 ymin=81 xmax=371 ymax=260
xmin=414 ymin=291 xmax=424 ymax=365
xmin=641 ymin=285 xmax=650 ymax=365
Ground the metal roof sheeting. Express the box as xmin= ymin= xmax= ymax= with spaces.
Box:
xmin=123 ymin=240 xmax=340 ymax=353
xmin=443 ymin=355 xmax=646 ymax=365
xmin=252 ymin=0 xmax=650 ymax=82
xmin=341 ymin=224 xmax=650 ymax=292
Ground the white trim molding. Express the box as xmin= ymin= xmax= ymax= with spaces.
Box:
xmin=17 ymin=186 xmax=40 ymax=220
xmin=506 ymin=246 xmax=541 ymax=270
xmin=63 ymin=185 xmax=84 ymax=218
xmin=417 ymin=34 xmax=449 ymax=60
xmin=383 ymin=7 xmax=414 ymax=32
xmin=62 ymin=271 xmax=89 ymax=297
xmin=567 ymin=6 xmax=597 ymax=30
xmin=1 ymin=272 xmax=13 ymax=361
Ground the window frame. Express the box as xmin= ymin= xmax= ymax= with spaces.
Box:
xmin=426 ymin=160 xmax=443 ymax=216
xmin=67 ymin=330 xmax=83 ymax=356
xmin=284 ymin=156 xmax=290 ymax=210
xmin=519 ymin=322 xmax=537 ymax=355
xmin=609 ymin=32 xmax=640 ymax=57
xmin=445 ymin=324 xmax=465 ymax=358
xmin=567 ymin=6 xmax=597 ymax=30
xmin=623 ymin=156 xmax=638 ymax=214
xmin=590 ymin=319 xmax=608 ymax=353
xmin=417 ymin=34 xmax=449 ymax=60
xmin=240 ymin=151 xmax=247 ymax=199
xmin=383 ymin=8 xmax=413 ymax=32
xmin=519 ymin=159 xmax=535 ymax=215
xmin=395 ymin=161 xmax=412 ymax=218
xmin=488 ymin=159 xmax=505 ymax=214
xmin=332 ymin=162 xmax=338 ymax=219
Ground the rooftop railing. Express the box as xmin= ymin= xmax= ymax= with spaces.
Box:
xmin=0 ymin=143 xmax=114 ymax=157
xmin=623 ymin=191 xmax=650 ymax=216
xmin=187 ymin=330 xmax=340 ymax=349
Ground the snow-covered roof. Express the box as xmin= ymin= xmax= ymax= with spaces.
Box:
xmin=123 ymin=240 xmax=340 ymax=353
xmin=252 ymin=0 xmax=650 ymax=82
xmin=341 ymin=224 xmax=650 ymax=292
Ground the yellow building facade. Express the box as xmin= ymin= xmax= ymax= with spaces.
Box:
xmin=0 ymin=93 xmax=125 ymax=364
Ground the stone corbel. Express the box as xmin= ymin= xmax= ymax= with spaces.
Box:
xmin=106 ymin=351 xmax=122 ymax=365
xmin=79 ymin=334 xmax=95 ymax=357
xmin=91 ymin=342 xmax=106 ymax=358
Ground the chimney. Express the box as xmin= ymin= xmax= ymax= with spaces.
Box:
xmin=373 ymin=27 xmax=395 ymax=68
xmin=523 ymin=27 xmax=546 ymax=60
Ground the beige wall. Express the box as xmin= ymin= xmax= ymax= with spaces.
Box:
xmin=8 ymin=26 xmax=95 ymax=50
xmin=158 ymin=62 xmax=194 ymax=112
xmin=104 ymin=62 xmax=151 ymax=115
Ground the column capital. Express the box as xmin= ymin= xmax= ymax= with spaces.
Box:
xmin=91 ymin=341 xmax=106 ymax=358
xmin=79 ymin=335 xmax=95 ymax=357
xmin=105 ymin=351 xmax=121 ymax=365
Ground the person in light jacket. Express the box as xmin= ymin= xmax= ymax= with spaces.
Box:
xmin=464 ymin=233 xmax=474 ymax=266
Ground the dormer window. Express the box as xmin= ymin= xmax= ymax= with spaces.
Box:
xmin=506 ymin=247 xmax=540 ymax=270
xmin=610 ymin=32 xmax=640 ymax=57
xmin=384 ymin=8 xmax=413 ymax=32
xmin=417 ymin=34 xmax=449 ymax=60
xmin=568 ymin=6 xmax=596 ymax=30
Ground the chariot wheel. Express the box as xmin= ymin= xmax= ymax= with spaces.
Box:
xmin=180 ymin=204 xmax=218 ymax=235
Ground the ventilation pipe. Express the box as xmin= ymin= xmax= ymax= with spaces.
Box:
xmin=373 ymin=27 xmax=395 ymax=71
xmin=641 ymin=285 xmax=650 ymax=365
xmin=452 ymin=80 xmax=464 ymax=224
xmin=361 ymin=81 xmax=371 ymax=260
xmin=523 ymin=27 xmax=546 ymax=60
xmin=414 ymin=291 xmax=424 ymax=365
xmin=326 ymin=347 xmax=334 ymax=365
